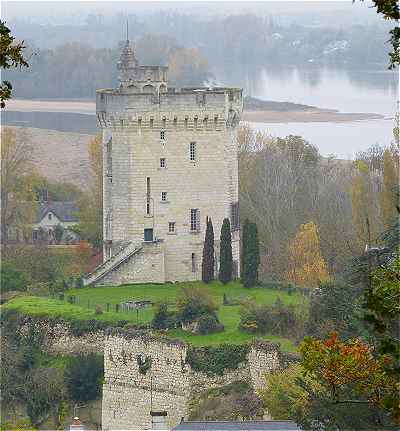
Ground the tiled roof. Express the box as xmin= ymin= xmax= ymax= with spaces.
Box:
xmin=172 ymin=421 xmax=301 ymax=431
xmin=37 ymin=201 xmax=79 ymax=223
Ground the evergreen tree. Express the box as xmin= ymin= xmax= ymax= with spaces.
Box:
xmin=219 ymin=218 xmax=233 ymax=284
xmin=242 ymin=220 xmax=260 ymax=288
xmin=202 ymin=217 xmax=215 ymax=283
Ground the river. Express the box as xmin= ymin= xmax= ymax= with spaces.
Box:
xmin=2 ymin=65 xmax=398 ymax=159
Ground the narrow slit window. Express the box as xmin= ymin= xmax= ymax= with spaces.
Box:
xmin=146 ymin=177 xmax=151 ymax=215
xmin=160 ymin=158 xmax=166 ymax=168
xmin=203 ymin=117 xmax=208 ymax=128
xmin=150 ymin=118 xmax=154 ymax=128
xmin=194 ymin=116 xmax=198 ymax=128
xmin=138 ymin=118 xmax=142 ymax=131
xmin=184 ymin=117 xmax=188 ymax=129
xmin=190 ymin=142 xmax=196 ymax=162
xmin=173 ymin=117 xmax=178 ymax=127
xmin=191 ymin=253 xmax=197 ymax=272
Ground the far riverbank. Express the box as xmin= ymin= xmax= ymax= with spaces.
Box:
xmin=3 ymin=98 xmax=385 ymax=124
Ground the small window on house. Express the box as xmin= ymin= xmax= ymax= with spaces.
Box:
xmin=190 ymin=208 xmax=200 ymax=232
xmin=190 ymin=142 xmax=196 ymax=162
xmin=32 ymin=230 xmax=38 ymax=241
xmin=173 ymin=117 xmax=178 ymax=127
xmin=160 ymin=130 xmax=166 ymax=140
xmin=161 ymin=192 xmax=167 ymax=201
xmin=150 ymin=118 xmax=154 ymax=128
xmin=191 ymin=253 xmax=197 ymax=272
xmin=48 ymin=213 xmax=52 ymax=220
xmin=194 ymin=116 xmax=198 ymax=128
xmin=160 ymin=158 xmax=166 ymax=168
xmin=184 ymin=117 xmax=188 ymax=129
xmin=168 ymin=222 xmax=175 ymax=233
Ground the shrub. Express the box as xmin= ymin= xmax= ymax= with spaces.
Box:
xmin=151 ymin=302 xmax=176 ymax=330
xmin=176 ymin=287 xmax=218 ymax=323
xmin=187 ymin=344 xmax=250 ymax=376
xmin=1 ymin=262 xmax=30 ymax=292
xmin=197 ymin=314 xmax=224 ymax=335
xmin=64 ymin=354 xmax=104 ymax=402
xmin=95 ymin=304 xmax=103 ymax=315
xmin=239 ymin=298 xmax=297 ymax=337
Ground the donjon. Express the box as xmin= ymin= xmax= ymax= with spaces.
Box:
xmin=84 ymin=39 xmax=243 ymax=286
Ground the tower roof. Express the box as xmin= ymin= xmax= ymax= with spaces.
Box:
xmin=117 ymin=39 xmax=139 ymax=84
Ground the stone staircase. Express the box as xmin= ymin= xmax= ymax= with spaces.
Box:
xmin=83 ymin=242 xmax=142 ymax=286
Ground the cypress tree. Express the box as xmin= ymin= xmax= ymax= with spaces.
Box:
xmin=219 ymin=217 xmax=233 ymax=284
xmin=242 ymin=220 xmax=260 ymax=288
xmin=202 ymin=217 xmax=215 ymax=283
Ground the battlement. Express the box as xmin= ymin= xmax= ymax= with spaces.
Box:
xmin=96 ymin=86 xmax=243 ymax=129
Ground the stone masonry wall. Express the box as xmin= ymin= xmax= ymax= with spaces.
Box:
xmin=95 ymin=241 xmax=165 ymax=286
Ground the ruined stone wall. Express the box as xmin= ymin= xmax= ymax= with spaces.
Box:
xmin=17 ymin=318 xmax=292 ymax=430
xmin=102 ymin=334 xmax=190 ymax=431
xmin=102 ymin=333 xmax=291 ymax=431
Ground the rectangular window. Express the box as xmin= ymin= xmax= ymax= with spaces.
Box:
xmin=194 ymin=116 xmax=198 ymax=128
xmin=160 ymin=158 xmax=166 ymax=168
xmin=203 ymin=117 xmax=208 ymax=128
xmin=161 ymin=192 xmax=167 ymax=201
xmin=150 ymin=118 xmax=154 ymax=128
xmin=168 ymin=222 xmax=175 ymax=233
xmin=190 ymin=142 xmax=196 ymax=162
xmin=190 ymin=208 xmax=200 ymax=232
xmin=160 ymin=130 xmax=165 ymax=140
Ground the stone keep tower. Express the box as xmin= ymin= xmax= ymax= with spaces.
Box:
xmin=84 ymin=39 xmax=243 ymax=286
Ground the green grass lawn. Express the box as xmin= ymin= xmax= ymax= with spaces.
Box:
xmin=3 ymin=281 xmax=307 ymax=352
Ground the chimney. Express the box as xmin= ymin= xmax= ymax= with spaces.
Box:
xmin=150 ymin=411 xmax=168 ymax=430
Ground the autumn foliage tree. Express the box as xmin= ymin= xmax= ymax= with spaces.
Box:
xmin=350 ymin=160 xmax=379 ymax=251
xmin=286 ymin=221 xmax=329 ymax=289
xmin=300 ymin=331 xmax=399 ymax=427
xmin=380 ymin=149 xmax=399 ymax=229
xmin=76 ymin=134 xmax=103 ymax=249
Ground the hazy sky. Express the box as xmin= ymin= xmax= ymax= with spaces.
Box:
xmin=2 ymin=1 xmax=379 ymax=25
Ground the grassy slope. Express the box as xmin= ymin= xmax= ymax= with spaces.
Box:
xmin=4 ymin=281 xmax=307 ymax=352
